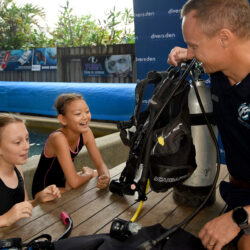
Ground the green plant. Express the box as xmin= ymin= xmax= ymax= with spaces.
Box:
xmin=0 ymin=0 xmax=135 ymax=50
xmin=51 ymin=0 xmax=135 ymax=47
xmin=0 ymin=0 xmax=48 ymax=49
xmin=99 ymin=6 xmax=135 ymax=44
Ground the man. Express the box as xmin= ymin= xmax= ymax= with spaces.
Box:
xmin=167 ymin=0 xmax=250 ymax=249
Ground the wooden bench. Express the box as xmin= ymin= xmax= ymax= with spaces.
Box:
xmin=0 ymin=163 xmax=235 ymax=249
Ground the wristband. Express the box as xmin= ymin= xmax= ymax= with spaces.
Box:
xmin=244 ymin=226 xmax=250 ymax=235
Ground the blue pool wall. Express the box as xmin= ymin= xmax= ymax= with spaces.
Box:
xmin=0 ymin=81 xmax=136 ymax=121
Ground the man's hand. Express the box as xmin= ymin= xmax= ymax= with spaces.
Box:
xmin=167 ymin=46 xmax=188 ymax=66
xmin=198 ymin=211 xmax=240 ymax=249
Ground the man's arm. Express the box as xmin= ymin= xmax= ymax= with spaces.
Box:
xmin=199 ymin=205 xmax=250 ymax=249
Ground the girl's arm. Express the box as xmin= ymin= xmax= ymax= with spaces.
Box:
xmin=16 ymin=165 xmax=61 ymax=205
xmin=84 ymin=128 xmax=110 ymax=189
xmin=0 ymin=201 xmax=33 ymax=227
xmin=0 ymin=165 xmax=32 ymax=227
xmin=33 ymin=185 xmax=61 ymax=203
xmin=50 ymin=132 xmax=95 ymax=189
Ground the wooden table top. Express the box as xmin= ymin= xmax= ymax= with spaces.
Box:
xmin=0 ymin=163 xmax=234 ymax=249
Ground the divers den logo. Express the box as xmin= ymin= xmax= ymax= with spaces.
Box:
xmin=151 ymin=33 xmax=176 ymax=40
xmin=238 ymin=102 xmax=250 ymax=128
xmin=168 ymin=9 xmax=181 ymax=15
xmin=134 ymin=11 xmax=155 ymax=18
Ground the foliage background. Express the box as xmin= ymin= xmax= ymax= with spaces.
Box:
xmin=0 ymin=0 xmax=135 ymax=50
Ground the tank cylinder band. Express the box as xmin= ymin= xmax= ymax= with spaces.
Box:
xmin=190 ymin=113 xmax=215 ymax=126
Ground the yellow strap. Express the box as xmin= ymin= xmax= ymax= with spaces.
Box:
xmin=130 ymin=179 xmax=150 ymax=223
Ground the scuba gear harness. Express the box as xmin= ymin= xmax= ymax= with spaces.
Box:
xmin=109 ymin=59 xmax=221 ymax=249
xmin=109 ymin=59 xmax=198 ymax=201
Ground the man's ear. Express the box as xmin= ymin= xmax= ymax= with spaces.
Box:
xmin=218 ymin=28 xmax=232 ymax=48
xmin=58 ymin=114 xmax=67 ymax=126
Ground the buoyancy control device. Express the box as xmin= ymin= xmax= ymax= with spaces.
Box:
xmin=109 ymin=59 xmax=199 ymax=201
xmin=108 ymin=59 xmax=221 ymax=248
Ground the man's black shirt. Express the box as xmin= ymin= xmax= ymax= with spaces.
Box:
xmin=210 ymin=71 xmax=250 ymax=181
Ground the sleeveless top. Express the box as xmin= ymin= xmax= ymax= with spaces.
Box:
xmin=32 ymin=131 xmax=84 ymax=198
xmin=0 ymin=167 xmax=25 ymax=215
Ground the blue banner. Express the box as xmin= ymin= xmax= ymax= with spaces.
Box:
xmin=32 ymin=48 xmax=57 ymax=71
xmin=0 ymin=48 xmax=57 ymax=71
xmin=133 ymin=0 xmax=190 ymax=110
xmin=133 ymin=0 xmax=187 ymax=82
xmin=82 ymin=54 xmax=132 ymax=79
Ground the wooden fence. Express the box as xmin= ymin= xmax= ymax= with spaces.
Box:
xmin=0 ymin=44 xmax=136 ymax=83
xmin=0 ymin=69 xmax=57 ymax=82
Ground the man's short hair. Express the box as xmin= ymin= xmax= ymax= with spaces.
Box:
xmin=181 ymin=0 xmax=250 ymax=39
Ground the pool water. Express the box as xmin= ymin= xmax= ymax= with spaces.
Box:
xmin=28 ymin=127 xmax=52 ymax=157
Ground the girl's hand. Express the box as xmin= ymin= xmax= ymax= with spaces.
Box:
xmin=82 ymin=166 xmax=98 ymax=179
xmin=39 ymin=184 xmax=61 ymax=202
xmin=97 ymin=173 xmax=110 ymax=189
xmin=1 ymin=201 xmax=33 ymax=227
xmin=96 ymin=164 xmax=110 ymax=189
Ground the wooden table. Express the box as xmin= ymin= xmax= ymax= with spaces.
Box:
xmin=0 ymin=163 xmax=235 ymax=249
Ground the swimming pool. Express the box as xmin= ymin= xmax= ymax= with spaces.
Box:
xmin=28 ymin=126 xmax=54 ymax=157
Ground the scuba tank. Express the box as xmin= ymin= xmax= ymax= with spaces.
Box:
xmin=173 ymin=77 xmax=218 ymax=207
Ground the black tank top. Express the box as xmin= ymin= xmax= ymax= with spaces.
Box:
xmin=32 ymin=131 xmax=84 ymax=198
xmin=0 ymin=167 xmax=25 ymax=215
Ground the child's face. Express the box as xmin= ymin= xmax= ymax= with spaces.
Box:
xmin=0 ymin=122 xmax=29 ymax=166
xmin=62 ymin=99 xmax=91 ymax=133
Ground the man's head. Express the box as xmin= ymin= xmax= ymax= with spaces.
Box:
xmin=181 ymin=0 xmax=250 ymax=74
xmin=181 ymin=0 xmax=250 ymax=40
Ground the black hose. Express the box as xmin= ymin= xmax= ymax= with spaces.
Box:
xmin=55 ymin=212 xmax=73 ymax=241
